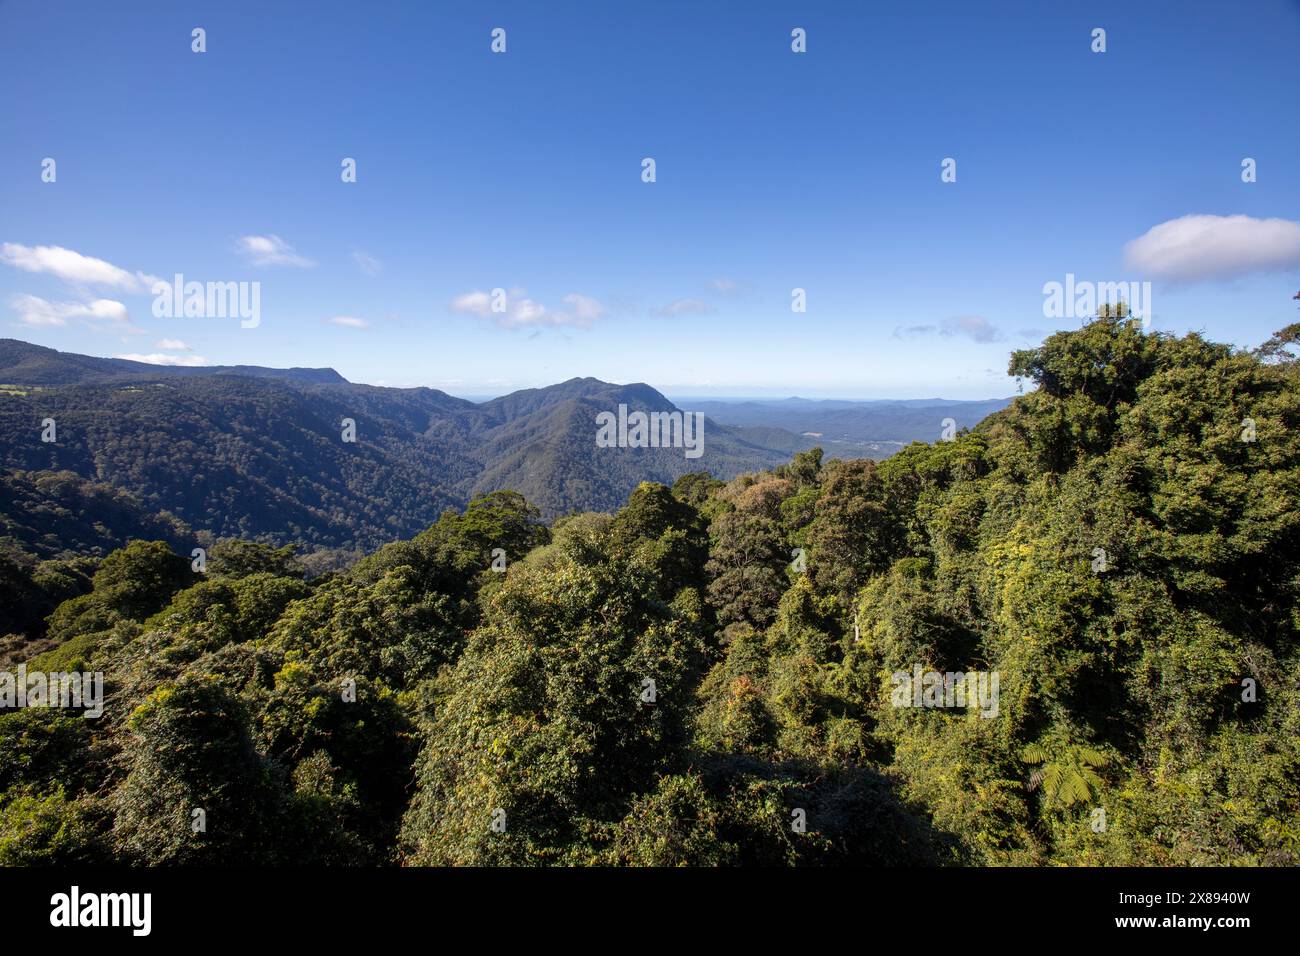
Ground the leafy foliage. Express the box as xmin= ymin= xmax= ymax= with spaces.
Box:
xmin=1 ymin=320 xmax=1296 ymax=866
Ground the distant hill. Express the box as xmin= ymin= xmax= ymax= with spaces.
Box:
xmin=0 ymin=338 xmax=345 ymax=386
xmin=687 ymin=396 xmax=1014 ymax=456
xmin=463 ymin=378 xmax=799 ymax=515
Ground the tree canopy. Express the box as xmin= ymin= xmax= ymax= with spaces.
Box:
xmin=2 ymin=319 xmax=1296 ymax=866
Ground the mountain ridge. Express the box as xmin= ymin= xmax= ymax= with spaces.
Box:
xmin=0 ymin=340 xmax=804 ymax=547
xmin=0 ymin=339 xmax=1011 ymax=552
xmin=0 ymin=338 xmax=347 ymax=386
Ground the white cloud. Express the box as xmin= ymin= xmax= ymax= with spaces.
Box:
xmin=0 ymin=243 xmax=157 ymax=291
xmin=116 ymin=352 xmax=209 ymax=367
xmin=510 ymin=298 xmax=549 ymax=326
xmin=451 ymin=288 xmax=606 ymax=329
xmin=9 ymin=294 xmax=68 ymax=327
xmin=1124 ymin=214 xmax=1300 ymax=282
xmin=155 ymin=338 xmax=192 ymax=351
xmin=9 ymin=293 xmax=137 ymax=331
xmin=655 ymin=298 xmax=716 ymax=318
xmin=352 ymin=250 xmax=382 ymax=276
xmin=328 ymin=315 xmax=370 ymax=329
xmin=451 ymin=290 xmax=493 ymax=317
xmin=710 ymin=277 xmax=739 ymax=294
xmin=236 ymin=235 xmax=315 ymax=268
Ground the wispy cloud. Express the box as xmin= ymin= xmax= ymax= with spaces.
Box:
xmin=1124 ymin=214 xmax=1300 ymax=282
xmin=655 ymin=298 xmax=716 ymax=317
xmin=236 ymin=235 xmax=315 ymax=268
xmin=351 ymin=250 xmax=383 ymax=276
xmin=327 ymin=315 xmax=370 ymax=329
xmin=893 ymin=324 xmax=937 ymax=339
xmin=940 ymin=315 xmax=1002 ymax=343
xmin=155 ymin=338 xmax=192 ymax=351
xmin=116 ymin=352 xmax=209 ymax=367
xmin=710 ymin=277 xmax=739 ymax=294
xmin=893 ymin=316 xmax=1002 ymax=343
xmin=0 ymin=243 xmax=157 ymax=292
xmin=451 ymin=288 xmax=607 ymax=329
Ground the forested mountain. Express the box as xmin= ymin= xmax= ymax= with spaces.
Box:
xmin=0 ymin=341 xmax=799 ymax=545
xmin=1 ymin=342 xmax=1014 ymax=553
xmin=463 ymin=378 xmax=795 ymax=515
xmin=2 ymin=317 xmax=1296 ymax=867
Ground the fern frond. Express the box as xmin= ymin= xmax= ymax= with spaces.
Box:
xmin=1022 ymin=743 xmax=1049 ymax=764
xmin=1076 ymin=747 xmax=1109 ymax=767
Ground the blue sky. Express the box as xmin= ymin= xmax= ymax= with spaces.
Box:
xmin=1 ymin=0 xmax=1298 ymax=399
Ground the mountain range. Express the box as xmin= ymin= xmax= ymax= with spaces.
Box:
xmin=0 ymin=339 xmax=1010 ymax=555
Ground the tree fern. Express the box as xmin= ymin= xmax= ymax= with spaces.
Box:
xmin=1021 ymin=742 xmax=1111 ymax=810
